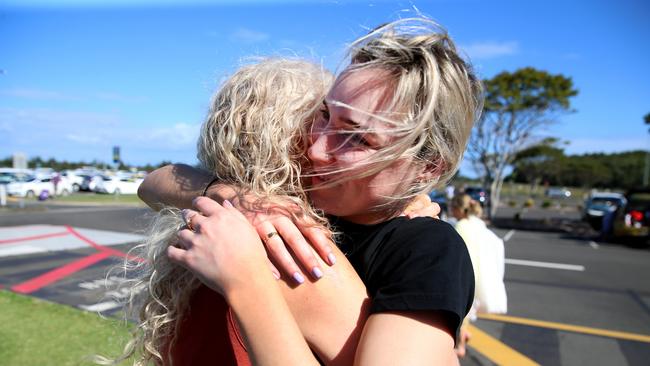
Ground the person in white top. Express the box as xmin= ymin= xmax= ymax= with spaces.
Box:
xmin=450 ymin=193 xmax=508 ymax=357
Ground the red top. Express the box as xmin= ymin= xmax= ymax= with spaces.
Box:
xmin=165 ymin=284 xmax=251 ymax=366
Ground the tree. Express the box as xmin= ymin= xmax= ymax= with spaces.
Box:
xmin=510 ymin=137 xmax=566 ymax=192
xmin=466 ymin=67 xmax=578 ymax=217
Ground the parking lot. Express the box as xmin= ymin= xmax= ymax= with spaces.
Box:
xmin=1 ymin=201 xmax=649 ymax=365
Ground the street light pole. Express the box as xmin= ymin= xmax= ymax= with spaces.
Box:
xmin=643 ymin=113 xmax=650 ymax=187
xmin=643 ymin=150 xmax=650 ymax=187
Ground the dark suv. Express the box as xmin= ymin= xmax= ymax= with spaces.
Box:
xmin=613 ymin=189 xmax=650 ymax=243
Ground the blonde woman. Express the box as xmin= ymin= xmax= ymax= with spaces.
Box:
xmin=450 ymin=193 xmax=508 ymax=357
xmin=140 ymin=17 xmax=480 ymax=365
xmin=110 ymin=59 xmax=378 ymax=366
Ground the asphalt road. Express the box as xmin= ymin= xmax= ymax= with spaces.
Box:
xmin=1 ymin=203 xmax=649 ymax=365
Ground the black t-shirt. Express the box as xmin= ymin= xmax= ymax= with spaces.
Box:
xmin=331 ymin=215 xmax=475 ymax=343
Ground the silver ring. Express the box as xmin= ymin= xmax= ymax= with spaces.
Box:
xmin=265 ymin=231 xmax=279 ymax=242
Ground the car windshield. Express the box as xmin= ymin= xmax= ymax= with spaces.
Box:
xmin=628 ymin=193 xmax=650 ymax=211
xmin=590 ymin=197 xmax=622 ymax=206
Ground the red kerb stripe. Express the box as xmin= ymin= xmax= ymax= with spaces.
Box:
xmin=65 ymin=225 xmax=145 ymax=263
xmin=11 ymin=251 xmax=113 ymax=294
xmin=0 ymin=231 xmax=70 ymax=245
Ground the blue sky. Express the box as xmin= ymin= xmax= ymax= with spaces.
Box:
xmin=1 ymin=0 xmax=649 ymax=175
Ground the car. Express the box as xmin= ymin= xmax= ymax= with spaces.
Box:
xmin=583 ymin=192 xmax=626 ymax=230
xmin=81 ymin=174 xmax=109 ymax=192
xmin=613 ymin=189 xmax=650 ymax=242
xmin=546 ymin=187 xmax=572 ymax=198
xmin=464 ymin=186 xmax=488 ymax=206
xmin=94 ymin=175 xmax=143 ymax=195
xmin=5 ymin=174 xmax=73 ymax=198
xmin=427 ymin=189 xmax=448 ymax=221
xmin=61 ymin=170 xmax=88 ymax=192
xmin=0 ymin=168 xmax=33 ymax=185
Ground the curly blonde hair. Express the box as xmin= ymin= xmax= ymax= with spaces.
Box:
xmin=101 ymin=58 xmax=333 ymax=365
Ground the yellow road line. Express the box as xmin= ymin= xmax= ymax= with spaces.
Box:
xmin=467 ymin=324 xmax=539 ymax=366
xmin=478 ymin=313 xmax=650 ymax=343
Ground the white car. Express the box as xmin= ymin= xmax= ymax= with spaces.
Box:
xmin=94 ymin=176 xmax=143 ymax=195
xmin=0 ymin=168 xmax=33 ymax=185
xmin=6 ymin=175 xmax=73 ymax=198
xmin=61 ymin=170 xmax=88 ymax=192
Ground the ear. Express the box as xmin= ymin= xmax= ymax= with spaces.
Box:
xmin=417 ymin=158 xmax=446 ymax=183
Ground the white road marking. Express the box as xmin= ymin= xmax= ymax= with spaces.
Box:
xmin=589 ymin=241 xmax=600 ymax=249
xmin=0 ymin=206 xmax=142 ymax=217
xmin=0 ymin=225 xmax=144 ymax=258
xmin=503 ymin=229 xmax=516 ymax=242
xmin=78 ymin=276 xmax=126 ymax=290
xmin=79 ymin=300 xmax=122 ymax=313
xmin=505 ymin=258 xmax=585 ymax=271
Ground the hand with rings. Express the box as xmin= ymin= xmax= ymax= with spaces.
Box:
xmin=168 ymin=197 xmax=279 ymax=296
xmin=183 ymin=209 xmax=200 ymax=232
xmin=228 ymin=195 xmax=336 ymax=285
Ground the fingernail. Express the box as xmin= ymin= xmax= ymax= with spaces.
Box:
xmin=223 ymin=199 xmax=233 ymax=208
xmin=327 ymin=252 xmax=337 ymax=265
xmin=292 ymin=272 xmax=305 ymax=284
xmin=312 ymin=267 xmax=323 ymax=279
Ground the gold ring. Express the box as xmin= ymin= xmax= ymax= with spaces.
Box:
xmin=185 ymin=212 xmax=198 ymax=232
xmin=265 ymin=231 xmax=279 ymax=241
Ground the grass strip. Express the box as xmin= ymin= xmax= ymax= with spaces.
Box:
xmin=0 ymin=290 xmax=134 ymax=366
xmin=31 ymin=193 xmax=144 ymax=206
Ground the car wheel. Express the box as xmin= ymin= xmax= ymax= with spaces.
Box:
xmin=25 ymin=190 xmax=35 ymax=198
xmin=72 ymin=183 xmax=80 ymax=192
xmin=114 ymin=188 xmax=121 ymax=195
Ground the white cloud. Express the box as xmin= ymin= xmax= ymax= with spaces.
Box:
xmin=93 ymin=92 xmax=149 ymax=103
xmin=0 ymin=107 xmax=200 ymax=164
xmin=147 ymin=123 xmax=201 ymax=149
xmin=0 ymin=88 xmax=146 ymax=103
xmin=230 ymin=28 xmax=270 ymax=44
xmin=65 ymin=134 xmax=102 ymax=144
xmin=460 ymin=41 xmax=518 ymax=60
xmin=0 ymin=88 xmax=79 ymax=101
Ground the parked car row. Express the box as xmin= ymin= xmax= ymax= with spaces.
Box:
xmin=4 ymin=174 xmax=73 ymax=198
xmin=0 ymin=168 xmax=145 ymax=197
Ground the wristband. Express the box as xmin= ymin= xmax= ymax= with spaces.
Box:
xmin=202 ymin=177 xmax=220 ymax=197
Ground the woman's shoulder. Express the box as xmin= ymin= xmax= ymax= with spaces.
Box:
xmin=387 ymin=217 xmax=467 ymax=253
xmin=367 ymin=217 xmax=475 ymax=332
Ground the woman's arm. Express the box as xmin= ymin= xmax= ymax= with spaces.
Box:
xmin=138 ymin=164 xmax=220 ymax=210
xmin=354 ymin=312 xmax=459 ymax=365
xmin=169 ymin=199 xmax=327 ymax=365
xmin=139 ymin=164 xmax=333 ymax=280
xmin=227 ymin=268 xmax=320 ymax=365
xmin=188 ymin=197 xmax=370 ymax=365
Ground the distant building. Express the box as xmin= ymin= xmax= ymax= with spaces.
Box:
xmin=13 ymin=153 xmax=27 ymax=169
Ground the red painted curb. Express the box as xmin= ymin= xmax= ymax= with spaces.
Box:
xmin=11 ymin=251 xmax=114 ymax=294
xmin=0 ymin=231 xmax=70 ymax=245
